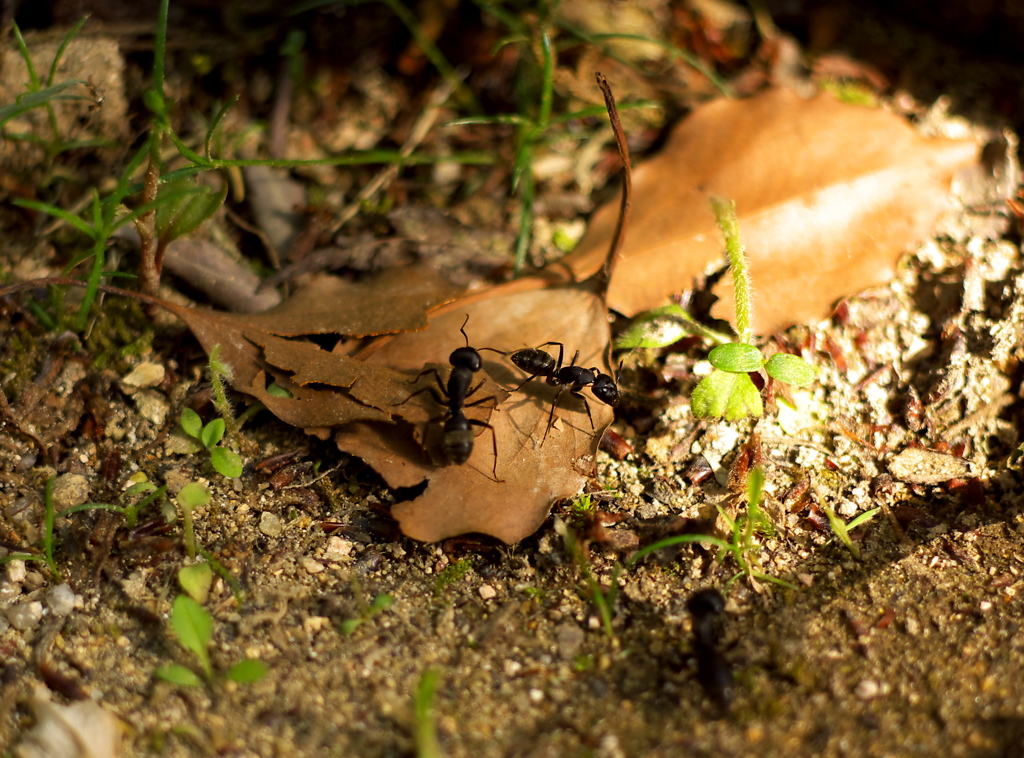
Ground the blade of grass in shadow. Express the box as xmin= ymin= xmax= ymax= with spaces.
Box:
xmin=414 ymin=668 xmax=445 ymax=758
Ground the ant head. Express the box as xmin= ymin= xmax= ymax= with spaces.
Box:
xmin=687 ymin=588 xmax=726 ymax=620
xmin=590 ymin=370 xmax=620 ymax=406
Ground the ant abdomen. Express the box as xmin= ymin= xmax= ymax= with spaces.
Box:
xmin=510 ymin=348 xmax=556 ymax=377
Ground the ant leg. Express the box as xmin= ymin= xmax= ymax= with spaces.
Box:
xmin=465 ymin=392 xmax=500 ymax=412
xmin=541 ymin=387 xmax=566 ymax=444
xmin=392 ymin=385 xmax=445 ymax=408
xmin=570 ymin=388 xmax=596 ymax=430
xmin=468 ymin=418 xmax=503 ymax=482
xmin=394 ymin=368 xmax=447 ymax=408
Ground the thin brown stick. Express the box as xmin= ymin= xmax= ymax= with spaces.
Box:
xmin=594 ymin=72 xmax=632 ymax=294
xmin=137 ymin=151 xmax=161 ymax=298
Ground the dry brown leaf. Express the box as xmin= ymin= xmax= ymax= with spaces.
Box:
xmin=159 ymin=267 xmax=463 ymax=430
xmin=565 ymin=87 xmax=979 ymax=334
xmin=339 ymin=281 xmax=613 ymax=543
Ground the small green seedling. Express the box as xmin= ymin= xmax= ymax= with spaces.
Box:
xmin=689 ymin=198 xmax=816 ymax=421
xmin=822 ymin=505 xmax=880 ymax=560
xmin=180 ymin=407 xmax=243 ymax=479
xmin=341 ymin=593 xmax=394 ymax=635
xmin=174 ymin=481 xmax=210 ymax=559
xmin=178 ymin=561 xmax=213 ymax=604
xmin=155 ymin=592 xmax=267 ymax=687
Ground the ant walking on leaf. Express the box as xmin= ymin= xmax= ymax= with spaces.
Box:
xmin=506 ymin=342 xmax=619 ymax=442
xmin=395 ymin=315 xmax=503 ymax=482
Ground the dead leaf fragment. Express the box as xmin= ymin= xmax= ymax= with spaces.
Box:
xmin=339 ymin=281 xmax=614 ymax=544
xmin=566 ymin=87 xmax=979 ymax=334
xmin=888 ymin=447 xmax=973 ymax=485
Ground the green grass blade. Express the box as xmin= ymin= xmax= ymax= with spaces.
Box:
xmin=46 ymin=17 xmax=88 ymax=86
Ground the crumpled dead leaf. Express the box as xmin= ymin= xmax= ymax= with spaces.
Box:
xmin=565 ymin=87 xmax=980 ymax=334
xmin=344 ymin=279 xmax=613 ymax=543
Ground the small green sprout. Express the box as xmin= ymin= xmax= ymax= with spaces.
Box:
xmin=177 ymin=561 xmax=213 ymax=604
xmin=179 ymin=406 xmax=243 ymax=479
xmin=822 ymin=505 xmax=880 ymax=560
xmin=155 ymin=590 xmax=267 ymax=688
xmin=688 ymin=198 xmax=816 ymax=421
xmin=174 ymin=482 xmax=210 ymax=559
xmin=433 ymin=559 xmax=472 ymax=596
xmin=341 ymin=593 xmax=394 ymax=635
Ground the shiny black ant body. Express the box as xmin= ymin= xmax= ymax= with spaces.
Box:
xmin=508 ymin=342 xmax=619 ymax=439
xmin=687 ymin=588 xmax=734 ymax=707
xmin=396 ymin=316 xmax=501 ymax=480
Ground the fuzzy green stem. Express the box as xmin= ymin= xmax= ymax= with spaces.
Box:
xmin=710 ymin=197 xmax=753 ymax=343
xmin=208 ymin=345 xmax=238 ymax=440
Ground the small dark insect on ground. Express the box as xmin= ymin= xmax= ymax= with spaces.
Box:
xmin=688 ymin=588 xmax=735 ymax=708
xmin=395 ymin=315 xmax=502 ymax=480
xmin=505 ymin=342 xmax=620 ymax=440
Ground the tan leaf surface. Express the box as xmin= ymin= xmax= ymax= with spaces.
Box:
xmin=158 ymin=267 xmax=465 ymax=430
xmin=337 ymin=281 xmax=613 ymax=544
xmin=564 ymin=87 xmax=979 ymax=334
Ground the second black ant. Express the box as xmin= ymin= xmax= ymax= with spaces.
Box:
xmin=507 ymin=342 xmax=619 ymax=441
xmin=394 ymin=315 xmax=502 ymax=481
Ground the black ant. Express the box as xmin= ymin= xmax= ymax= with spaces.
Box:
xmin=686 ymin=588 xmax=734 ymax=707
xmin=507 ymin=342 xmax=619 ymax=440
xmin=395 ymin=315 xmax=502 ymax=481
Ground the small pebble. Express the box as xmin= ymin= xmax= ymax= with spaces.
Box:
xmin=51 ymin=474 xmax=90 ymax=511
xmin=323 ymin=536 xmax=353 ymax=562
xmin=478 ymin=584 xmax=497 ymax=600
xmin=23 ymin=572 xmax=45 ymax=591
xmin=301 ymin=557 xmax=325 ymax=575
xmin=7 ymin=600 xmax=44 ymax=631
xmin=0 ymin=581 xmax=20 ymax=603
xmin=6 ymin=559 xmax=27 ymax=584
xmin=259 ymin=511 xmax=284 ymax=538
xmin=854 ymin=679 xmax=880 ymax=700
xmin=46 ymin=584 xmax=76 ymax=617
xmin=121 ymin=361 xmax=165 ymax=390
xmin=529 ymin=688 xmax=544 ymax=704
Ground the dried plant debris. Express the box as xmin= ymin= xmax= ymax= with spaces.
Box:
xmin=567 ymin=87 xmax=982 ymax=334
xmin=343 ymin=282 xmax=614 ymax=543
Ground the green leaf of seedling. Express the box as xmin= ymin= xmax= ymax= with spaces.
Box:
xmin=227 ymin=659 xmax=268 ymax=684
xmin=180 ymin=408 xmax=203 ymax=439
xmin=155 ymin=663 xmax=203 ymax=687
xmin=176 ymin=482 xmax=210 ymax=512
xmin=210 ymin=447 xmax=243 ymax=479
xmin=124 ymin=480 xmax=157 ymax=497
xmin=709 ymin=343 xmax=764 ymax=373
xmin=0 ymin=81 xmax=89 ymax=127
xmin=765 ymin=353 xmax=816 ymax=387
xmin=266 ymin=382 xmax=293 ymax=398
xmin=155 ymin=177 xmax=227 ymax=244
xmin=170 ymin=595 xmax=212 ymax=675
xmin=340 ymin=618 xmax=362 ymax=635
xmin=369 ymin=594 xmax=394 ymax=613
xmin=845 ymin=507 xmax=880 ymax=531
xmin=615 ymin=305 xmax=694 ymax=349
xmin=691 ymin=370 xmax=763 ymax=421
xmin=178 ymin=562 xmax=213 ymax=604
xmin=201 ymin=418 xmax=225 ymax=449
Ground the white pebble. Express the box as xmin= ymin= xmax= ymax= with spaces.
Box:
xmin=7 ymin=600 xmax=44 ymax=630
xmin=6 ymin=559 xmax=27 ymax=584
xmin=46 ymin=584 xmax=76 ymax=617
xmin=854 ymin=679 xmax=880 ymax=700
xmin=479 ymin=584 xmax=497 ymax=600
